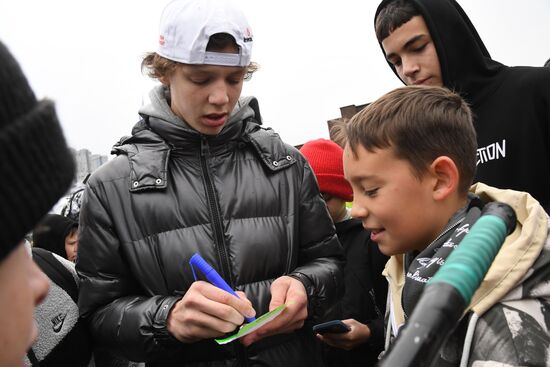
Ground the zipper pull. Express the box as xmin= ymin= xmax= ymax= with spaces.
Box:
xmin=200 ymin=136 xmax=210 ymax=157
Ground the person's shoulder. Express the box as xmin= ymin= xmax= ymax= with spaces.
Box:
xmin=286 ymin=143 xmax=311 ymax=172
xmin=32 ymin=248 xmax=78 ymax=288
xmin=506 ymin=65 xmax=550 ymax=90
xmin=245 ymin=124 xmax=307 ymax=169
xmin=509 ymin=64 xmax=550 ymax=76
xmin=285 ymin=143 xmax=305 ymax=161
xmin=86 ymin=155 xmax=131 ymax=188
xmin=490 ymin=66 xmax=550 ymax=106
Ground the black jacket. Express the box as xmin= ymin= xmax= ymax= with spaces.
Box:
xmin=77 ymin=94 xmax=344 ymax=366
xmin=323 ymin=219 xmax=388 ymax=367
xmin=375 ymin=0 xmax=550 ymax=212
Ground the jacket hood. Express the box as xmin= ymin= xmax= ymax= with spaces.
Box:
xmin=375 ymin=0 xmax=505 ymax=105
xmin=384 ymin=183 xmax=549 ymax=327
xmin=467 ymin=183 xmax=550 ymax=316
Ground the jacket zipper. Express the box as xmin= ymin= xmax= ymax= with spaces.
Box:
xmin=200 ymin=137 xmax=232 ymax=284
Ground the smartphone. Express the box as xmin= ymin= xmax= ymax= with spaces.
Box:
xmin=312 ymin=320 xmax=351 ymax=334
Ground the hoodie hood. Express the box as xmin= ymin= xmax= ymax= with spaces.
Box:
xmin=137 ymin=85 xmax=260 ymax=147
xmin=32 ymin=214 xmax=78 ymax=260
xmin=375 ymin=0 xmax=505 ymax=105
xmin=467 ymin=183 xmax=550 ymax=316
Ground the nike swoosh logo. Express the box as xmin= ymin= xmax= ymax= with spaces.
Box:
xmin=51 ymin=312 xmax=67 ymax=333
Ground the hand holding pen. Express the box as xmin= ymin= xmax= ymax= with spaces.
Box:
xmin=189 ymin=253 xmax=256 ymax=323
xmin=166 ymin=254 xmax=256 ymax=343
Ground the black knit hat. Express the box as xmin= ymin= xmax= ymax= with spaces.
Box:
xmin=0 ymin=41 xmax=75 ymax=263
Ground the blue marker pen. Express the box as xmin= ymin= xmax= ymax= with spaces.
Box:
xmin=189 ymin=253 xmax=256 ymax=323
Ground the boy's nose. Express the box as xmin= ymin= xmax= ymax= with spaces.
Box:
xmin=402 ymin=57 xmax=420 ymax=81
xmin=208 ymin=83 xmax=230 ymax=105
xmin=350 ymin=202 xmax=368 ymax=220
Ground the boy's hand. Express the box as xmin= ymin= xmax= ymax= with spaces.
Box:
xmin=240 ymin=275 xmax=308 ymax=346
xmin=167 ymin=281 xmax=256 ymax=343
xmin=316 ymin=319 xmax=371 ymax=350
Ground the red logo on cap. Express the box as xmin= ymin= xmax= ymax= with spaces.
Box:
xmin=159 ymin=35 xmax=165 ymax=46
xmin=243 ymin=28 xmax=253 ymax=42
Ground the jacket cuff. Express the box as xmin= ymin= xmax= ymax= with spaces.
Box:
xmin=152 ymin=297 xmax=181 ymax=348
xmin=287 ymin=272 xmax=318 ymax=320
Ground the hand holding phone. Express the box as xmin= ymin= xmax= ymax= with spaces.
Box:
xmin=312 ymin=320 xmax=351 ymax=335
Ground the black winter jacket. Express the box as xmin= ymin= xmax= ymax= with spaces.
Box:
xmin=77 ymin=94 xmax=344 ymax=367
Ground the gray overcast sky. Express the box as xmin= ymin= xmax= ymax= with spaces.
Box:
xmin=1 ymin=1 xmax=549 ymax=157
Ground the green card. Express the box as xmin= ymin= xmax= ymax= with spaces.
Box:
xmin=215 ymin=303 xmax=287 ymax=345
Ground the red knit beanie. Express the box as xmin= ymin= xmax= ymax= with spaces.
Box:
xmin=299 ymin=138 xmax=353 ymax=202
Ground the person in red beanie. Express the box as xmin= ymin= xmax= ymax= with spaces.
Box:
xmin=300 ymin=138 xmax=389 ymax=367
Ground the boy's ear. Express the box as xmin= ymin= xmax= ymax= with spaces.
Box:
xmin=429 ymin=156 xmax=459 ymax=201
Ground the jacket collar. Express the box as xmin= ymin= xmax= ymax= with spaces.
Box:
xmin=111 ymin=128 xmax=170 ymax=192
xmin=112 ymin=113 xmax=297 ymax=193
xmin=467 ymin=183 xmax=549 ymax=315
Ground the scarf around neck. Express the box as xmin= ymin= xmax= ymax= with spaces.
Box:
xmin=402 ymin=195 xmax=483 ymax=318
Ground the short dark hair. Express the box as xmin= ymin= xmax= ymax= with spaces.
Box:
xmin=375 ymin=0 xmax=421 ymax=42
xmin=346 ymin=86 xmax=477 ymax=195
xmin=141 ymin=33 xmax=258 ymax=80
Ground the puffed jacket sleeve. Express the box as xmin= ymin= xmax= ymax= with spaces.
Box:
xmin=76 ymin=184 xmax=180 ymax=362
xmin=289 ymin=161 xmax=345 ymax=322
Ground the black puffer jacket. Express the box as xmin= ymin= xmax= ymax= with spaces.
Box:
xmin=77 ymin=92 xmax=344 ymax=366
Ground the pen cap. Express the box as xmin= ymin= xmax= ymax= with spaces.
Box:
xmin=189 ymin=253 xmax=235 ymax=295
xmin=190 ymin=253 xmax=216 ymax=277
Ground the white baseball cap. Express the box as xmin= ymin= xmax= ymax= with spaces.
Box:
xmin=157 ymin=0 xmax=253 ymax=67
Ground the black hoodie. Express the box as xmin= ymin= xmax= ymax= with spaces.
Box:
xmin=375 ymin=0 xmax=550 ymax=212
xmin=33 ymin=214 xmax=78 ymax=260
